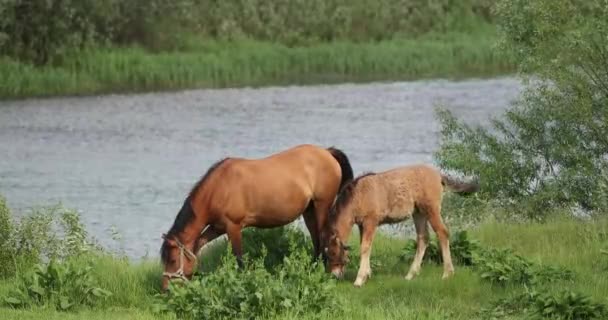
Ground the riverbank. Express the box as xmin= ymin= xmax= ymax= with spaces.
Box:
xmin=0 ymin=29 xmax=513 ymax=100
xmin=1 ymin=217 xmax=607 ymax=320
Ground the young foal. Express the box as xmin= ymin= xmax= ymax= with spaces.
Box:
xmin=159 ymin=144 xmax=353 ymax=291
xmin=323 ymin=164 xmax=479 ymax=287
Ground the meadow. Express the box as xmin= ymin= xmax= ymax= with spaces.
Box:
xmin=1 ymin=199 xmax=607 ymax=320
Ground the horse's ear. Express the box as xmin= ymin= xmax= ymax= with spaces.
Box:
xmin=161 ymin=233 xmax=167 ymax=240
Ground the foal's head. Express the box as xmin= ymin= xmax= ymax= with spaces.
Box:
xmin=160 ymin=233 xmax=198 ymax=292
xmin=324 ymin=229 xmax=351 ymax=279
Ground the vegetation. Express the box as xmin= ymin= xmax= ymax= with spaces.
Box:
xmin=0 ymin=0 xmax=509 ymax=99
xmin=2 ymin=0 xmax=608 ymax=319
xmin=435 ymin=0 xmax=608 ymax=221
xmin=1 ymin=197 xmax=608 ymax=319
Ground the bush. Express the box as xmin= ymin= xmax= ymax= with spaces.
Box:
xmin=475 ymin=247 xmax=574 ymax=286
xmin=196 ymin=0 xmax=494 ymax=46
xmin=156 ymin=240 xmax=341 ymax=319
xmin=0 ymin=196 xmax=16 ymax=278
xmin=4 ymin=259 xmax=111 ymax=311
xmin=400 ymin=230 xmax=481 ymax=266
xmin=0 ymin=200 xmax=99 ymax=278
xmin=0 ymin=0 xmax=495 ymax=65
xmin=201 ymin=225 xmax=311 ymax=273
xmin=481 ymin=288 xmax=608 ymax=320
xmin=434 ymin=0 xmax=608 ymax=220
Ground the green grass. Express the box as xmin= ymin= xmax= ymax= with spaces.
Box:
xmin=3 ymin=217 xmax=606 ymax=320
xmin=0 ymin=29 xmax=513 ymax=100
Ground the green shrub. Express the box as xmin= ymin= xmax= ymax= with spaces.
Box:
xmin=475 ymin=247 xmax=574 ymax=286
xmin=481 ymin=288 xmax=608 ymax=320
xmin=400 ymin=230 xmax=481 ymax=266
xmin=195 ymin=0 xmax=494 ymax=46
xmin=4 ymin=259 xmax=111 ymax=311
xmin=434 ymin=0 xmax=608 ymax=220
xmin=201 ymin=225 xmax=311 ymax=273
xmin=0 ymin=196 xmax=16 ymax=278
xmin=0 ymin=201 xmax=99 ymax=278
xmin=0 ymin=0 xmax=496 ymax=65
xmin=156 ymin=240 xmax=341 ymax=319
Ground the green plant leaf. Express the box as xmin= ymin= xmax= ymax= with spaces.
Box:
xmin=5 ymin=297 xmax=22 ymax=305
xmin=59 ymin=296 xmax=72 ymax=310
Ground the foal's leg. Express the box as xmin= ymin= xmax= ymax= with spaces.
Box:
xmin=226 ymin=223 xmax=244 ymax=268
xmin=405 ymin=211 xmax=430 ymax=280
xmin=354 ymin=221 xmax=377 ymax=287
xmin=427 ymin=205 xmax=454 ymax=279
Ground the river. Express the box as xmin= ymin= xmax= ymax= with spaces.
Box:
xmin=0 ymin=77 xmax=523 ymax=258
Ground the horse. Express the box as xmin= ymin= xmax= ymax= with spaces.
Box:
xmin=159 ymin=144 xmax=353 ymax=291
xmin=322 ymin=164 xmax=479 ymax=287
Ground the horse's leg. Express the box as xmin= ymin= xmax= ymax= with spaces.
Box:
xmin=312 ymin=199 xmax=333 ymax=255
xmin=226 ymin=223 xmax=244 ymax=269
xmin=303 ymin=206 xmax=320 ymax=260
xmin=427 ymin=204 xmax=454 ymax=279
xmin=405 ymin=210 xmax=430 ymax=280
xmin=354 ymin=220 xmax=377 ymax=287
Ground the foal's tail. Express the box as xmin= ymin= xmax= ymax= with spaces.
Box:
xmin=327 ymin=147 xmax=354 ymax=191
xmin=441 ymin=173 xmax=480 ymax=195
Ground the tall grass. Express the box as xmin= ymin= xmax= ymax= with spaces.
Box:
xmin=0 ymin=30 xmax=513 ymax=100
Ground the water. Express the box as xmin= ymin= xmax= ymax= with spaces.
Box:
xmin=0 ymin=77 xmax=523 ymax=258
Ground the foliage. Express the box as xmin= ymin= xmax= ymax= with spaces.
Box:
xmin=474 ymin=247 xmax=574 ymax=286
xmin=400 ymin=230 xmax=481 ymax=266
xmin=0 ymin=0 xmax=200 ymax=65
xmin=434 ymin=0 xmax=608 ymax=220
xmin=0 ymin=0 xmax=495 ymax=65
xmin=196 ymin=0 xmax=494 ymax=46
xmin=155 ymin=240 xmax=341 ymax=320
xmin=4 ymin=259 xmax=111 ymax=311
xmin=481 ymin=288 xmax=608 ymax=320
xmin=0 ymin=196 xmax=16 ymax=278
xmin=0 ymin=31 xmax=509 ymax=99
xmin=0 ymin=201 xmax=99 ymax=278
xmin=240 ymin=226 xmax=310 ymax=271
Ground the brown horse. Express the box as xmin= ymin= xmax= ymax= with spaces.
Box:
xmin=323 ymin=164 xmax=479 ymax=287
xmin=160 ymin=144 xmax=353 ymax=291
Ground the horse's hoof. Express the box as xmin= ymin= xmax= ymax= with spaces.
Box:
xmin=441 ymin=272 xmax=454 ymax=280
xmin=405 ymin=274 xmax=414 ymax=281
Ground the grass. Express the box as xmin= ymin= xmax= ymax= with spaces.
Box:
xmin=3 ymin=217 xmax=607 ymax=319
xmin=0 ymin=28 xmax=513 ymax=100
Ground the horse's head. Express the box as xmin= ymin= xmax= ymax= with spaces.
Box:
xmin=160 ymin=233 xmax=198 ymax=292
xmin=323 ymin=230 xmax=350 ymax=279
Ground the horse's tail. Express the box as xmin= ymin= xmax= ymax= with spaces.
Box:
xmin=441 ymin=173 xmax=480 ymax=195
xmin=327 ymin=147 xmax=354 ymax=191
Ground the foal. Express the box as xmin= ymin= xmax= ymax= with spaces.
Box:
xmin=323 ymin=164 xmax=479 ymax=287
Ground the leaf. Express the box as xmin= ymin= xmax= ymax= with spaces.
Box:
xmin=5 ymin=297 xmax=22 ymax=305
xmin=91 ymin=288 xmax=111 ymax=297
xmin=29 ymin=285 xmax=45 ymax=297
xmin=59 ymin=296 xmax=72 ymax=310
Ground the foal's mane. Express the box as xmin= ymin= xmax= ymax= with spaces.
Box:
xmin=160 ymin=158 xmax=229 ymax=264
xmin=330 ymin=171 xmax=376 ymax=221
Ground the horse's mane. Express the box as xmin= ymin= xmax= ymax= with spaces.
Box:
xmin=330 ymin=171 xmax=376 ymax=221
xmin=160 ymin=158 xmax=229 ymax=264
